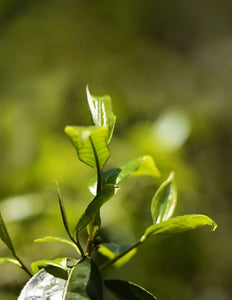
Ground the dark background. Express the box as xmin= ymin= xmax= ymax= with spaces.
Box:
xmin=0 ymin=1 xmax=231 ymax=299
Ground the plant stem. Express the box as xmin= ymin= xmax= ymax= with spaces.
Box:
xmin=89 ymin=136 xmax=102 ymax=194
xmin=13 ymin=250 xmax=33 ymax=277
xmin=75 ymin=232 xmax=85 ymax=257
xmin=100 ymin=238 xmax=145 ymax=271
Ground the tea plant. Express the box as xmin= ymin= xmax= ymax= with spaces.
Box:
xmin=0 ymin=87 xmax=217 ymax=299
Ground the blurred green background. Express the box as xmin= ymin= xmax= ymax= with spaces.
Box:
xmin=0 ymin=1 xmax=231 ymax=299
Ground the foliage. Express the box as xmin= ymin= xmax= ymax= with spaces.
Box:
xmin=0 ymin=88 xmax=217 ymax=299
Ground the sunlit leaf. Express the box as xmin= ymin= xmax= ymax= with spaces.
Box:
xmin=0 ymin=211 xmax=15 ymax=252
xmin=88 ymin=155 xmax=160 ymax=195
xmin=18 ymin=268 xmax=66 ymax=299
xmin=75 ymin=184 xmax=115 ymax=232
xmin=34 ymin=236 xmax=81 ymax=255
xmin=31 ymin=257 xmax=68 ymax=274
xmin=98 ymin=243 xmax=137 ymax=268
xmin=65 ymin=125 xmax=110 ymax=169
xmin=105 ymin=280 xmax=157 ymax=300
xmin=86 ymin=86 xmax=116 ymax=143
xmin=143 ymin=214 xmax=217 ymax=239
xmin=0 ymin=257 xmax=21 ymax=267
xmin=151 ymin=172 xmax=177 ymax=224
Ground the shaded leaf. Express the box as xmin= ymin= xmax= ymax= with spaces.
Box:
xmin=98 ymin=243 xmax=137 ymax=268
xmin=75 ymin=184 xmax=115 ymax=232
xmin=105 ymin=280 xmax=157 ymax=300
xmin=56 ymin=182 xmax=73 ymax=242
xmin=151 ymin=172 xmax=177 ymax=224
xmin=0 ymin=211 xmax=15 ymax=252
xmin=88 ymin=155 xmax=160 ymax=195
xmin=86 ymin=86 xmax=116 ymax=143
xmin=143 ymin=214 xmax=217 ymax=239
xmin=34 ymin=236 xmax=80 ymax=255
xmin=0 ymin=257 xmax=21 ymax=267
xmin=65 ymin=125 xmax=110 ymax=169
xmin=65 ymin=257 xmax=105 ymax=300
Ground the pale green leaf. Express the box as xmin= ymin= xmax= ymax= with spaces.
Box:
xmin=88 ymin=155 xmax=160 ymax=195
xmin=86 ymin=86 xmax=116 ymax=143
xmin=65 ymin=125 xmax=110 ymax=169
xmin=34 ymin=236 xmax=81 ymax=255
xmin=151 ymin=172 xmax=177 ymax=224
xmin=31 ymin=257 xmax=68 ymax=274
xmin=105 ymin=280 xmax=157 ymax=300
xmin=143 ymin=214 xmax=217 ymax=239
xmin=0 ymin=257 xmax=21 ymax=267
xmin=75 ymin=184 xmax=115 ymax=232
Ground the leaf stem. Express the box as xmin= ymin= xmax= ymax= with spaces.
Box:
xmin=89 ymin=136 xmax=102 ymax=194
xmin=100 ymin=238 xmax=145 ymax=271
xmin=12 ymin=250 xmax=33 ymax=277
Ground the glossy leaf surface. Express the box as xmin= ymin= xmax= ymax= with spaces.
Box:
xmin=18 ymin=268 xmax=66 ymax=299
xmin=75 ymin=184 xmax=115 ymax=232
xmin=98 ymin=243 xmax=137 ymax=268
xmin=86 ymin=86 xmax=116 ymax=143
xmin=0 ymin=257 xmax=21 ymax=267
xmin=65 ymin=257 xmax=105 ymax=300
xmin=151 ymin=172 xmax=177 ymax=224
xmin=88 ymin=155 xmax=160 ymax=195
xmin=65 ymin=125 xmax=110 ymax=169
xmin=105 ymin=280 xmax=157 ymax=300
xmin=144 ymin=214 xmax=217 ymax=239
xmin=0 ymin=211 xmax=14 ymax=252
xmin=34 ymin=236 xmax=80 ymax=254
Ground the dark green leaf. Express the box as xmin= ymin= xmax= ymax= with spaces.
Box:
xmin=143 ymin=214 xmax=217 ymax=239
xmin=88 ymin=155 xmax=160 ymax=195
xmin=0 ymin=257 xmax=21 ymax=267
xmin=65 ymin=257 xmax=105 ymax=300
xmin=151 ymin=172 xmax=177 ymax=224
xmin=75 ymin=184 xmax=115 ymax=232
xmin=18 ymin=268 xmax=66 ymax=299
xmin=65 ymin=125 xmax=110 ymax=169
xmin=0 ymin=211 xmax=15 ymax=252
xmin=105 ymin=280 xmax=157 ymax=300
xmin=86 ymin=86 xmax=116 ymax=143
xmin=34 ymin=236 xmax=81 ymax=255
xmin=56 ymin=182 xmax=73 ymax=242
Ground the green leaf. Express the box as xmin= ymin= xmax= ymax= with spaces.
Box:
xmin=0 ymin=211 xmax=15 ymax=252
xmin=143 ymin=214 xmax=217 ymax=239
xmin=34 ymin=236 xmax=81 ymax=255
xmin=86 ymin=86 xmax=116 ymax=143
xmin=88 ymin=155 xmax=160 ymax=195
xmin=31 ymin=257 xmax=68 ymax=274
xmin=75 ymin=184 xmax=115 ymax=232
xmin=151 ymin=172 xmax=177 ymax=224
xmin=18 ymin=268 xmax=66 ymax=299
xmin=65 ymin=257 xmax=106 ymax=300
xmin=0 ymin=257 xmax=21 ymax=267
xmin=65 ymin=125 xmax=110 ymax=169
xmin=105 ymin=280 xmax=157 ymax=300
xmin=98 ymin=243 xmax=137 ymax=268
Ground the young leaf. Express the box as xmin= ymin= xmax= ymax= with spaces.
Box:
xmin=151 ymin=172 xmax=177 ymax=224
xmin=0 ymin=257 xmax=21 ymax=267
xmin=18 ymin=268 xmax=66 ymax=299
xmin=98 ymin=243 xmax=137 ymax=268
xmin=105 ymin=280 xmax=157 ymax=300
xmin=65 ymin=257 xmax=106 ymax=300
xmin=88 ymin=155 xmax=160 ymax=195
xmin=86 ymin=86 xmax=116 ymax=143
xmin=143 ymin=214 xmax=217 ymax=239
xmin=65 ymin=125 xmax=110 ymax=169
xmin=34 ymin=236 xmax=81 ymax=255
xmin=56 ymin=182 xmax=74 ymax=242
xmin=0 ymin=211 xmax=15 ymax=253
xmin=75 ymin=184 xmax=115 ymax=232
xmin=31 ymin=257 xmax=68 ymax=274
